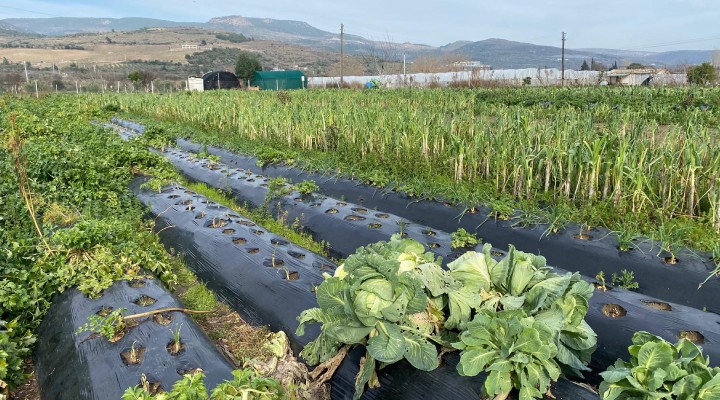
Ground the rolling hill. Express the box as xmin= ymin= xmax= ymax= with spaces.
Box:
xmin=0 ymin=16 xmax=713 ymax=69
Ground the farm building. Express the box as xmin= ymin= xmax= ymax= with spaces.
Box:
xmin=250 ymin=70 xmax=307 ymax=90
xmin=186 ymin=71 xmax=240 ymax=91
xmin=606 ymin=68 xmax=667 ymax=86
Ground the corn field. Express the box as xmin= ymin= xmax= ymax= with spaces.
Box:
xmin=99 ymin=87 xmax=720 ymax=234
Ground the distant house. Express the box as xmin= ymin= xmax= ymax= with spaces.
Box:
xmin=250 ymin=70 xmax=307 ymax=90
xmin=606 ymin=68 xmax=668 ymax=86
xmin=181 ymin=44 xmax=199 ymax=50
xmin=187 ymin=71 xmax=240 ymax=91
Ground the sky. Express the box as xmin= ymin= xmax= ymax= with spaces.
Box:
xmin=0 ymin=0 xmax=718 ymax=51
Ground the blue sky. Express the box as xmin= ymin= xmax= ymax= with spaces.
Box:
xmin=0 ymin=1 xmax=718 ymax=51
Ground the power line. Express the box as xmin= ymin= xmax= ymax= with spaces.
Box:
xmin=618 ymin=35 xmax=720 ymax=51
xmin=0 ymin=5 xmax=59 ymax=17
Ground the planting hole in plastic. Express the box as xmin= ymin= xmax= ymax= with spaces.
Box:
xmin=678 ymin=331 xmax=705 ymax=344
xmin=183 ymin=191 xmax=195 ymax=195
xmin=167 ymin=341 xmax=186 ymax=356
xmin=288 ymin=251 xmax=305 ymax=259
xmin=252 ymin=229 xmax=264 ymax=236
xmin=368 ymin=222 xmax=382 ymax=229
xmin=602 ymin=304 xmax=627 ymax=318
xmin=134 ymin=295 xmax=157 ymax=307
xmin=185 ymin=205 xmax=195 ymax=211
xmin=246 ymin=179 xmax=255 ymax=182
xmin=205 ymin=218 xmax=230 ymax=228
xmin=167 ymin=195 xmax=180 ymax=199
xmin=177 ymin=368 xmax=204 ymax=376
xmin=313 ymin=261 xmax=334 ymax=271
xmin=427 ymin=242 xmax=441 ymax=249
xmin=153 ymin=313 xmax=173 ymax=326
xmin=573 ymin=233 xmax=593 ymax=241
xmin=176 ymin=199 xmax=193 ymax=206
xmin=351 ymin=207 xmax=368 ymax=214
xmin=281 ymin=271 xmax=299 ymax=281
xmin=325 ymin=208 xmax=339 ymax=214
xmin=128 ymin=279 xmax=146 ymax=288
xmin=228 ymin=214 xmax=240 ymax=218
xmin=375 ymin=213 xmax=390 ymax=219
xmin=194 ymin=212 xmax=206 ymax=220
xmin=222 ymin=228 xmax=235 ymax=235
xmin=336 ymin=202 xmax=347 ymax=207
xmin=237 ymin=220 xmax=256 ymax=227
xmin=232 ymin=237 xmax=247 ymax=245
xmin=247 ymin=248 xmax=260 ymax=254
xmin=138 ymin=378 xmax=163 ymax=395
xmin=260 ymin=183 xmax=268 ymax=187
xmin=664 ymin=256 xmax=680 ymax=265
xmin=270 ymin=238 xmax=289 ymax=246
xmin=345 ymin=215 xmax=366 ymax=221
xmin=120 ymin=345 xmax=146 ymax=365
xmin=96 ymin=306 xmax=113 ymax=317
xmin=264 ymin=258 xmax=285 ymax=268
xmin=593 ymin=282 xmax=613 ymax=291
xmin=491 ymin=251 xmax=505 ymax=257
xmin=423 ymin=229 xmax=437 ymax=237
xmin=641 ymin=300 xmax=672 ymax=311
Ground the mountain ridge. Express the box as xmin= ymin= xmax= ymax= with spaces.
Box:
xmin=0 ymin=16 xmax=713 ymax=68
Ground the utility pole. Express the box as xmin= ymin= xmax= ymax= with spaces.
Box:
xmin=561 ymin=32 xmax=566 ymax=87
xmin=23 ymin=61 xmax=29 ymax=83
xmin=340 ymin=24 xmax=344 ymax=86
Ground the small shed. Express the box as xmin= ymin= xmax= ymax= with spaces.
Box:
xmin=606 ymin=69 xmax=664 ymax=86
xmin=187 ymin=71 xmax=240 ymax=91
xmin=250 ymin=70 xmax=306 ymax=90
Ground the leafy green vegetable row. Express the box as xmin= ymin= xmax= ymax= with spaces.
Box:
xmin=296 ymin=235 xmax=597 ymax=399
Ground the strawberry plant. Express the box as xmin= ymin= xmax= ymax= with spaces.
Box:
xmin=600 ymin=331 xmax=720 ymax=400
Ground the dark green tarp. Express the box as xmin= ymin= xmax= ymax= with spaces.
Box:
xmin=251 ymin=70 xmax=306 ymax=90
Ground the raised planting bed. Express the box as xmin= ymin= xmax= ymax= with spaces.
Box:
xmin=35 ymin=275 xmax=234 ymax=399
xmin=131 ymin=179 xmax=599 ymax=400
xmin=131 ymin=131 xmax=720 ymax=314
xmin=129 ymin=156 xmax=720 ymax=374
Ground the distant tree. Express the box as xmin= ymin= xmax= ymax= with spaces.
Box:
xmin=627 ymin=63 xmax=645 ymax=69
xmin=235 ymin=51 xmax=262 ymax=83
xmin=610 ymin=60 xmax=618 ymax=70
xmin=591 ymin=59 xmax=608 ymax=71
xmin=687 ymin=62 xmax=717 ymax=85
xmin=580 ymin=60 xmax=590 ymax=71
xmin=105 ymin=36 xmax=112 ymax=44
xmin=200 ymin=39 xmax=207 ymax=46
xmin=216 ymin=33 xmax=249 ymax=43
xmin=128 ymin=70 xmax=157 ymax=88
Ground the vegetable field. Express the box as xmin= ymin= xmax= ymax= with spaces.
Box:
xmin=103 ymin=87 xmax=720 ymax=256
xmin=2 ymin=87 xmax=720 ymax=400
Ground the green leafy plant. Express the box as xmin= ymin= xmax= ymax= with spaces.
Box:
xmin=296 ymin=236 xmax=596 ymax=399
xmin=0 ymin=319 xmax=35 ymax=389
xmin=76 ymin=308 xmax=127 ymax=340
xmin=296 ymin=236 xmax=449 ymax=399
xmin=449 ymin=246 xmax=597 ymax=379
xmin=122 ymin=368 xmax=285 ymax=400
xmin=293 ymin=180 xmax=319 ymax=196
xmin=596 ymin=271 xmax=609 ymax=291
xmin=450 ymin=228 xmax=480 ymax=249
xmin=211 ymin=368 xmax=284 ymax=399
xmin=600 ymin=331 xmax=720 ymax=400
xmin=453 ymin=309 xmax=560 ymax=400
xmin=611 ymin=269 xmax=639 ymax=291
